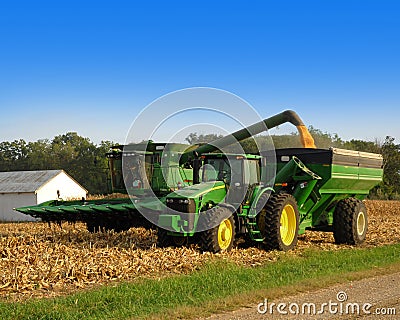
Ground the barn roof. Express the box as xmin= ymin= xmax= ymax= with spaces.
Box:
xmin=0 ymin=170 xmax=76 ymax=193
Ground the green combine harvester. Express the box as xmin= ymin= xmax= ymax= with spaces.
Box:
xmin=15 ymin=110 xmax=383 ymax=252
xmin=16 ymin=142 xmax=195 ymax=232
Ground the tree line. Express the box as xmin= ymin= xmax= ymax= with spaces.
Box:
xmin=0 ymin=129 xmax=399 ymax=199
xmin=0 ymin=132 xmax=113 ymax=194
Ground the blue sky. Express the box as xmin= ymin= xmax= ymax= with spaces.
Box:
xmin=0 ymin=0 xmax=399 ymax=145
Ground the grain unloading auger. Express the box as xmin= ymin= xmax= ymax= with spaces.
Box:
xmin=15 ymin=110 xmax=316 ymax=232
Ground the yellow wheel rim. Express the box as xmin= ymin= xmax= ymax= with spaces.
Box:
xmin=217 ymin=219 xmax=233 ymax=250
xmin=357 ymin=211 xmax=366 ymax=236
xmin=280 ymin=204 xmax=297 ymax=246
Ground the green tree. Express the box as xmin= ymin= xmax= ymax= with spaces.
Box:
xmin=0 ymin=133 xmax=115 ymax=195
xmin=25 ymin=139 xmax=52 ymax=170
xmin=50 ymin=132 xmax=112 ymax=194
xmin=342 ymin=139 xmax=381 ymax=153
xmin=0 ymin=139 xmax=29 ymax=170
xmin=185 ymin=133 xmax=223 ymax=144
xmin=378 ymin=136 xmax=400 ymax=199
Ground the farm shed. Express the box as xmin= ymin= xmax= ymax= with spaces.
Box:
xmin=0 ymin=170 xmax=87 ymax=222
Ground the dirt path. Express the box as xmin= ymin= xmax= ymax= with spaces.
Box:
xmin=203 ymin=272 xmax=400 ymax=319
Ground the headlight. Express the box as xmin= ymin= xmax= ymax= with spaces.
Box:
xmin=166 ymin=199 xmax=173 ymax=203
xmin=178 ymin=199 xmax=190 ymax=204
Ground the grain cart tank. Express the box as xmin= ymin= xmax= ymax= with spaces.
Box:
xmin=157 ymin=144 xmax=383 ymax=252
xmin=271 ymin=148 xmax=383 ymax=242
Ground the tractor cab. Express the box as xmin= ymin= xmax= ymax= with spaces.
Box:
xmin=162 ymin=153 xmax=262 ymax=228
xmin=198 ymin=153 xmax=262 ymax=205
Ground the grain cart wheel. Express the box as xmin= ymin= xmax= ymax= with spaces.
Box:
xmin=157 ymin=228 xmax=187 ymax=248
xmin=263 ymin=193 xmax=300 ymax=251
xmin=333 ymin=198 xmax=368 ymax=245
xmin=200 ymin=206 xmax=236 ymax=253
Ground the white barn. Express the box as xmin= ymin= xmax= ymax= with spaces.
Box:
xmin=0 ymin=170 xmax=88 ymax=222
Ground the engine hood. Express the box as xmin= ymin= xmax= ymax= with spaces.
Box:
xmin=167 ymin=181 xmax=226 ymax=199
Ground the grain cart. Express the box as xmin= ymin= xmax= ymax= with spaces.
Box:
xmin=15 ymin=110 xmax=315 ymax=233
xmin=157 ymin=145 xmax=383 ymax=252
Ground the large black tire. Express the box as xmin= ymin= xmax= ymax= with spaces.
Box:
xmin=262 ymin=193 xmax=300 ymax=251
xmin=157 ymin=228 xmax=187 ymax=248
xmin=333 ymin=198 xmax=368 ymax=245
xmin=200 ymin=206 xmax=236 ymax=253
xmin=256 ymin=192 xmax=271 ymax=236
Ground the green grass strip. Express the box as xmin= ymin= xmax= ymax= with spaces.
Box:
xmin=1 ymin=243 xmax=400 ymax=320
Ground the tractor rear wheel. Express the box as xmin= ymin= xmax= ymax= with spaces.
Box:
xmin=333 ymin=198 xmax=368 ymax=245
xmin=256 ymin=192 xmax=271 ymax=236
xmin=200 ymin=206 xmax=236 ymax=253
xmin=262 ymin=193 xmax=300 ymax=251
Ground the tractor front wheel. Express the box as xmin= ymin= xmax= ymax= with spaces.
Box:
xmin=262 ymin=193 xmax=300 ymax=251
xmin=333 ymin=198 xmax=368 ymax=245
xmin=200 ymin=206 xmax=236 ymax=253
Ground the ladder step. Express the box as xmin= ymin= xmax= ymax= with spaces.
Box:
xmin=246 ymin=219 xmax=263 ymax=241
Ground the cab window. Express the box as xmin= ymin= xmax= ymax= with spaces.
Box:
xmin=244 ymin=159 xmax=260 ymax=185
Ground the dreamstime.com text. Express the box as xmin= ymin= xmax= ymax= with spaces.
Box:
xmin=257 ymin=291 xmax=397 ymax=316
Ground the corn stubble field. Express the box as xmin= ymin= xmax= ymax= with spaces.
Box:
xmin=0 ymin=200 xmax=399 ymax=300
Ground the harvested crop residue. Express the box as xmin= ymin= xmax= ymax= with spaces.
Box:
xmin=0 ymin=200 xmax=399 ymax=300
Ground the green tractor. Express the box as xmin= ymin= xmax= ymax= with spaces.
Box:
xmin=158 ymin=147 xmax=383 ymax=252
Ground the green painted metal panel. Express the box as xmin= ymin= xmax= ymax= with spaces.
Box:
xmin=158 ymin=215 xmax=181 ymax=232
